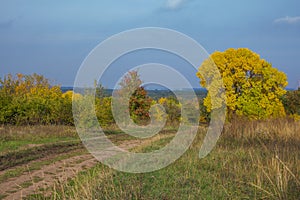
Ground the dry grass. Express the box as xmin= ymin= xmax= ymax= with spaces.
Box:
xmin=223 ymin=117 xmax=300 ymax=141
xmin=220 ymin=117 xmax=300 ymax=199
xmin=249 ymin=153 xmax=300 ymax=199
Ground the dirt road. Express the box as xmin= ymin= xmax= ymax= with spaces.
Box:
xmin=0 ymin=135 xmax=171 ymax=200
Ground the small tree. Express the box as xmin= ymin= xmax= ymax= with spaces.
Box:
xmin=114 ymin=70 xmax=152 ymax=125
xmin=129 ymin=87 xmax=152 ymax=125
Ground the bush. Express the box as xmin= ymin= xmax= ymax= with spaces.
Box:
xmin=0 ymin=73 xmax=73 ymax=125
xmin=282 ymin=88 xmax=300 ymax=119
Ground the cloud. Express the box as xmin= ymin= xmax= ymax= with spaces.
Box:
xmin=274 ymin=16 xmax=300 ymax=24
xmin=165 ymin=0 xmax=187 ymax=10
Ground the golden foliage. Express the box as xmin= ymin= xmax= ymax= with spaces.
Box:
xmin=197 ymin=48 xmax=288 ymax=119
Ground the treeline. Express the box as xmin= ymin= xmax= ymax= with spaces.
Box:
xmin=0 ymin=73 xmax=299 ymax=126
xmin=0 ymin=73 xmax=201 ymax=126
xmin=61 ymin=87 xmax=207 ymax=101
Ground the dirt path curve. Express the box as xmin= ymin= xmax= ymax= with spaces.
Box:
xmin=0 ymin=135 xmax=172 ymax=200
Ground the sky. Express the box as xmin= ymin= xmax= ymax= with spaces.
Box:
xmin=0 ymin=0 xmax=300 ymax=89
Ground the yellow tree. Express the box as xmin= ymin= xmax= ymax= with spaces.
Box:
xmin=197 ymin=48 xmax=288 ymax=119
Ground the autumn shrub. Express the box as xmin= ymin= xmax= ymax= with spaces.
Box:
xmin=282 ymin=88 xmax=300 ymax=120
xmin=0 ymin=74 xmax=73 ymax=125
xmin=157 ymin=97 xmax=181 ymax=126
xmin=95 ymin=97 xmax=115 ymax=127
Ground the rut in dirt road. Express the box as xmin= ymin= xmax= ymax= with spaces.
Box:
xmin=0 ymin=154 xmax=96 ymax=200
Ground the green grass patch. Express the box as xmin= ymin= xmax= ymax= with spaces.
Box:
xmin=0 ymin=194 xmax=8 ymax=200
xmin=0 ymin=137 xmax=77 ymax=153
xmin=32 ymin=176 xmax=44 ymax=183
xmin=134 ymin=135 xmax=174 ymax=153
xmin=19 ymin=180 xmax=33 ymax=188
xmin=0 ymin=125 xmax=79 ymax=154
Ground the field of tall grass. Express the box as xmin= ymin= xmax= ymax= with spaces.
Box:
xmin=27 ymin=118 xmax=300 ymax=200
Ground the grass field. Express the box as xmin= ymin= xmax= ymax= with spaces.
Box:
xmin=0 ymin=119 xmax=299 ymax=200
